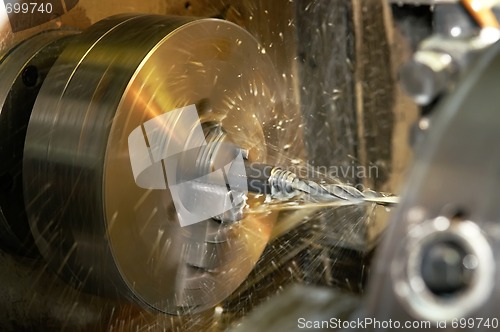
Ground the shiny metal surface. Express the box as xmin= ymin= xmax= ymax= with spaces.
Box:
xmin=400 ymin=28 xmax=500 ymax=107
xmin=0 ymin=29 xmax=77 ymax=254
xmin=24 ymin=14 xmax=279 ymax=314
xmin=245 ymin=163 xmax=397 ymax=205
xmin=0 ymin=0 xmax=411 ymax=329
xmin=392 ymin=217 xmax=493 ymax=322
xmin=400 ymin=50 xmax=458 ymax=105
xmin=363 ymin=37 xmax=500 ymax=330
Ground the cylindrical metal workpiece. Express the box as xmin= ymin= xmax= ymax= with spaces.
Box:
xmin=22 ymin=14 xmax=280 ymax=314
xmin=0 ymin=30 xmax=77 ymax=255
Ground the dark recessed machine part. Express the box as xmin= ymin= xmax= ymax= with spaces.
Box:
xmin=0 ymin=14 xmax=284 ymax=314
xmin=0 ymin=29 xmax=78 ymax=255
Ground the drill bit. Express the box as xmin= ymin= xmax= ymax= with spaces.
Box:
xmin=245 ymin=163 xmax=398 ymax=206
xmin=194 ymin=122 xmax=397 ymax=207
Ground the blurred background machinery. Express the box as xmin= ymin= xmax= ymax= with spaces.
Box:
xmin=2 ymin=0 xmax=497 ymax=331
xmin=234 ymin=1 xmax=500 ymax=331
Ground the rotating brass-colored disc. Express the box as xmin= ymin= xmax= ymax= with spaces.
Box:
xmin=24 ymin=15 xmax=282 ymax=314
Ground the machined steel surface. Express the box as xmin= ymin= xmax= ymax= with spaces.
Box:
xmin=23 ymin=14 xmax=282 ymax=314
xmin=400 ymin=28 xmax=500 ymax=106
xmin=363 ymin=37 xmax=500 ymax=330
xmin=0 ymin=29 xmax=77 ymax=255
xmin=0 ymin=0 xmax=408 ymax=330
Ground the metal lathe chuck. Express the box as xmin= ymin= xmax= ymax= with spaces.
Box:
xmin=0 ymin=14 xmax=283 ymax=314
